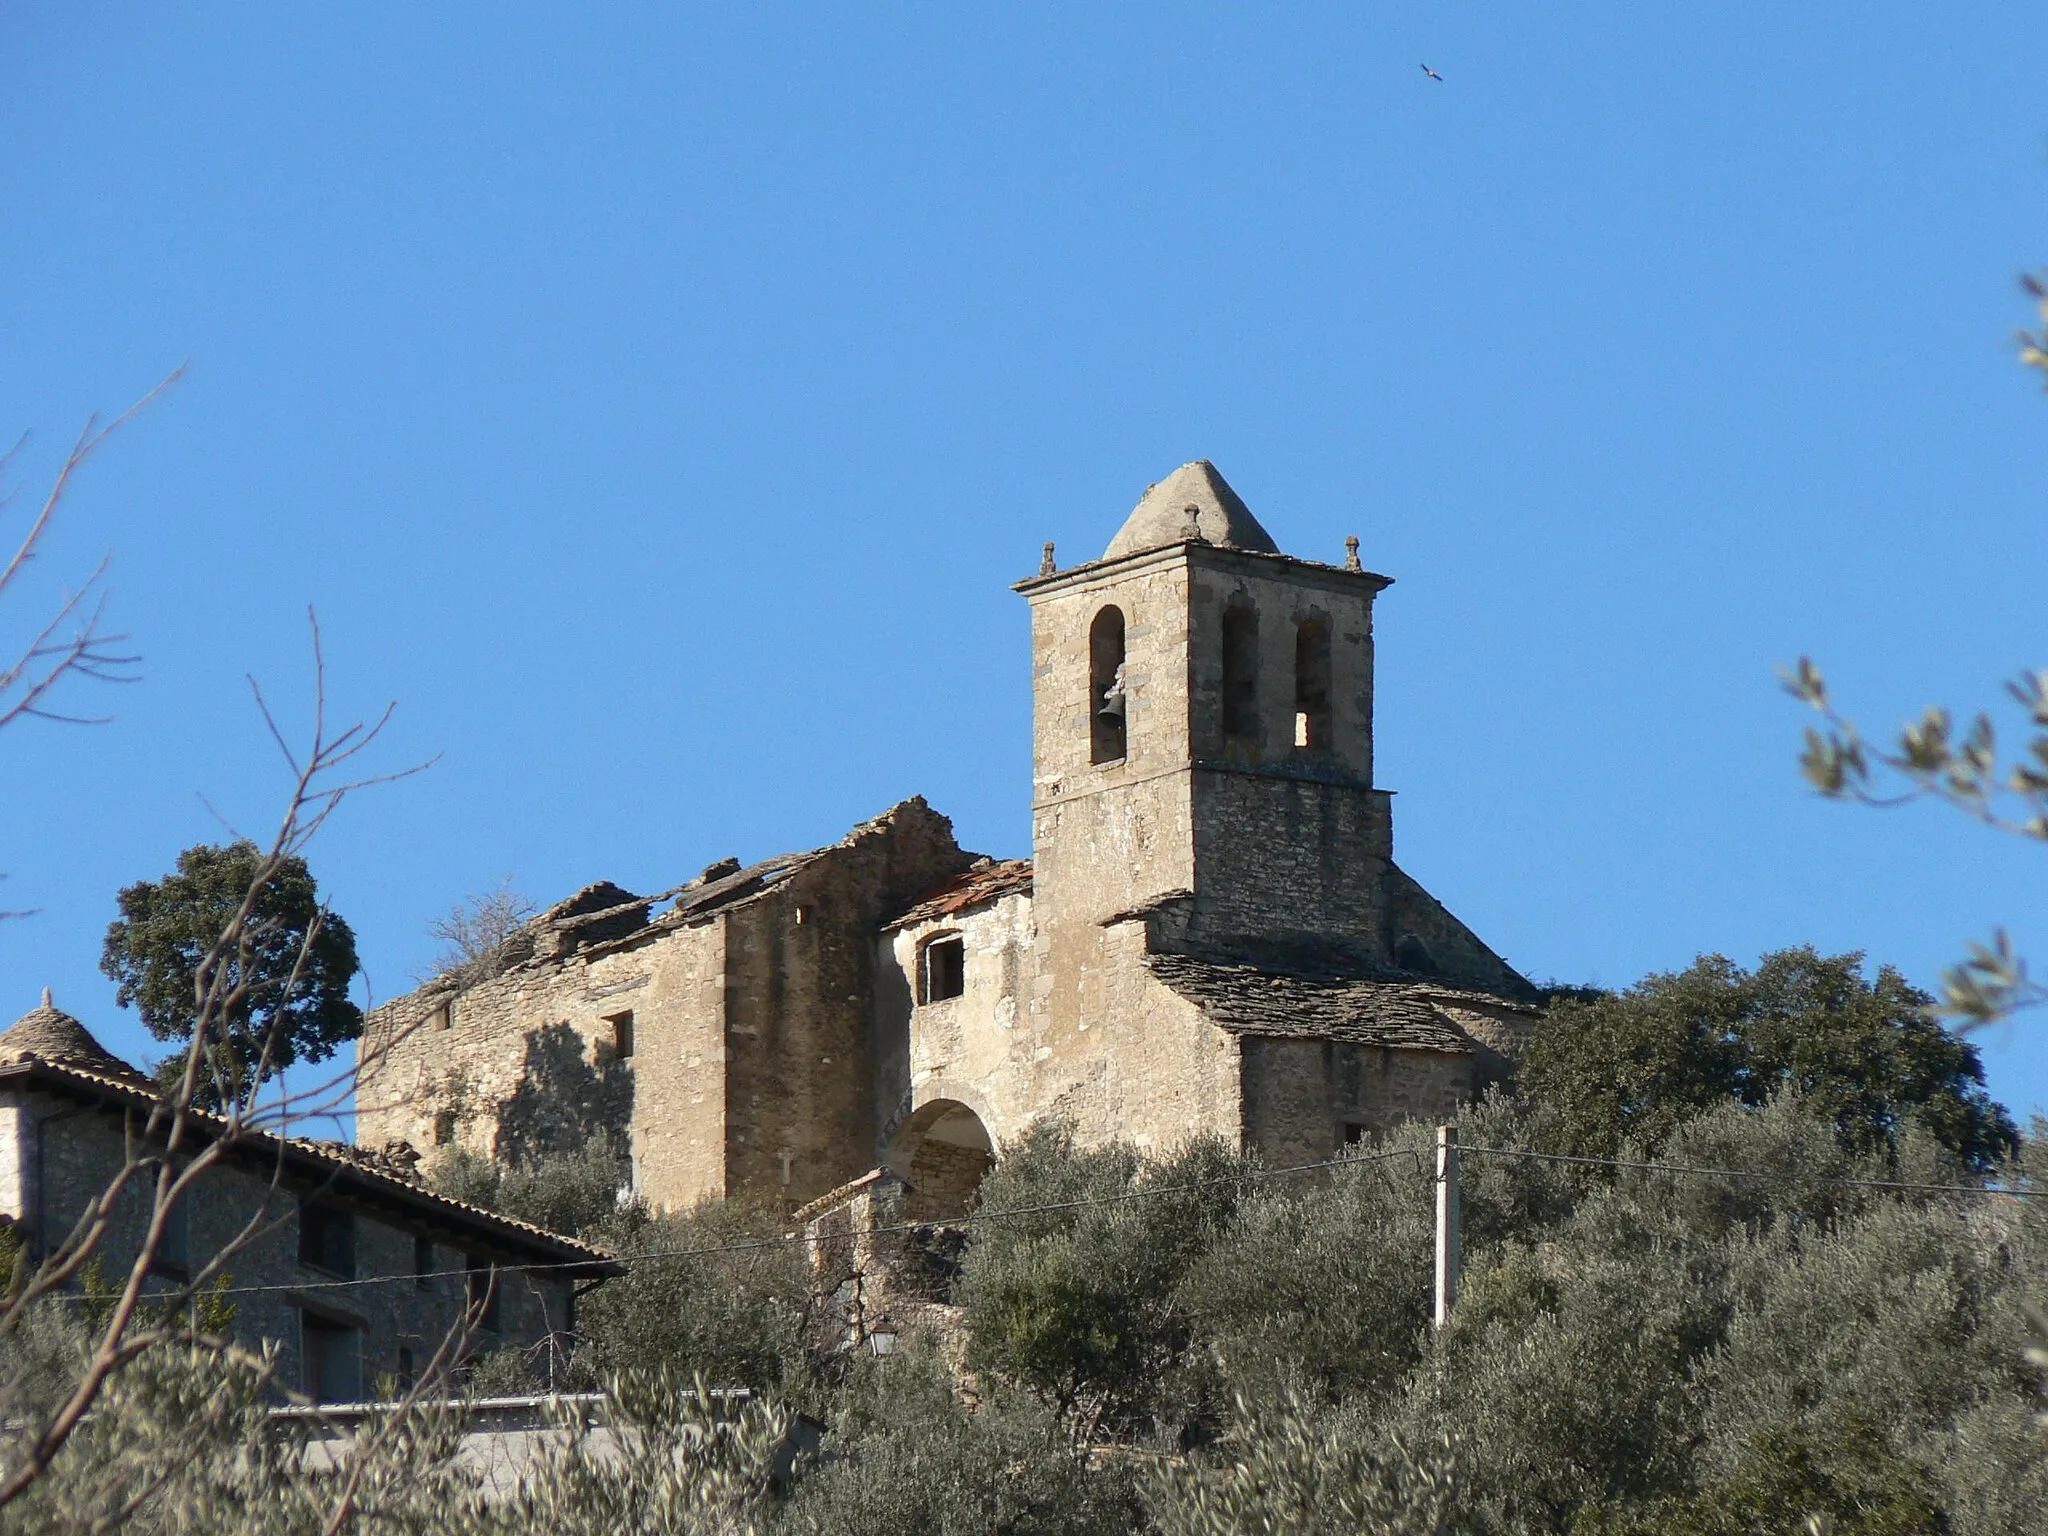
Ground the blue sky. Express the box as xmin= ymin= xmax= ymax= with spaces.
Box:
xmin=3 ymin=5 xmax=2046 ymax=1117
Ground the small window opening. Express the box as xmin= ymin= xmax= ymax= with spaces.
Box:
xmin=429 ymin=1003 xmax=451 ymax=1032
xmin=918 ymin=934 xmax=966 ymax=1004
xmin=299 ymin=1201 xmax=356 ymax=1279
xmin=433 ymin=1108 xmax=458 ymax=1147
xmin=467 ymin=1257 xmax=501 ymax=1333
xmin=150 ymin=1185 xmax=189 ymax=1280
xmin=1089 ymin=605 xmax=1128 ymax=764
xmin=1221 ymin=601 xmax=1259 ymax=745
xmin=414 ymin=1233 xmax=434 ymax=1288
xmin=301 ymin=1312 xmax=361 ymax=1403
xmin=1342 ymin=1121 xmax=1371 ymax=1148
xmin=607 ymin=1010 xmax=635 ymax=1060
xmin=1294 ymin=616 xmax=1332 ymax=752
xmin=396 ymin=1345 xmax=416 ymax=1393
xmin=1395 ymin=934 xmax=1440 ymax=976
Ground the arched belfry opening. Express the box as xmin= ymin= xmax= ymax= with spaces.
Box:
xmin=886 ymin=1099 xmax=995 ymax=1221
xmin=1294 ymin=614 xmax=1332 ymax=751
xmin=1089 ymin=605 xmax=1127 ymax=764
xmin=1221 ymin=599 xmax=1260 ymax=748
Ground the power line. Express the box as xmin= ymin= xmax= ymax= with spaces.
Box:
xmin=55 ymin=1146 xmax=1428 ymax=1303
xmin=1457 ymin=1143 xmax=2044 ymax=1199
xmin=53 ymin=1136 xmax=2035 ymax=1307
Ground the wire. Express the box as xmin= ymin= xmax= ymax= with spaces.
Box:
xmin=54 ymin=1136 xmax=2037 ymax=1308
xmin=51 ymin=1145 xmax=1430 ymax=1303
xmin=1456 ymin=1143 xmax=2044 ymax=1199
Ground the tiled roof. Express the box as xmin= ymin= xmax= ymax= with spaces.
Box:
xmin=0 ymin=1057 xmax=618 ymax=1273
xmin=1145 ymin=953 xmax=1535 ymax=1052
xmin=884 ymin=858 xmax=1034 ymax=931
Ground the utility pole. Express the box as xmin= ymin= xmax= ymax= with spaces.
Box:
xmin=1434 ymin=1124 xmax=1460 ymax=1329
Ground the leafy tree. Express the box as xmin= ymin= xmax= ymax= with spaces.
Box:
xmin=98 ymin=840 xmax=362 ymax=1095
xmin=774 ymin=1337 xmax=1142 ymax=1536
xmin=955 ymin=1124 xmax=1249 ymax=1438
xmin=1522 ymin=946 xmax=2018 ymax=1169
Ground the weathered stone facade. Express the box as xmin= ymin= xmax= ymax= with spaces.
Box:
xmin=358 ymin=461 xmax=1540 ymax=1214
xmin=0 ymin=1001 xmax=613 ymax=1402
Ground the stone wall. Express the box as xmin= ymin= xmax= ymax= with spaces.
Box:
xmin=2 ymin=1087 xmax=569 ymax=1400
xmin=359 ymin=799 xmax=968 ymax=1215
xmin=1237 ymin=1037 xmax=1474 ymax=1169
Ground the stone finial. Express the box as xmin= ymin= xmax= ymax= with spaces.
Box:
xmin=1040 ymin=541 xmax=1056 ymax=576
xmin=1181 ymin=504 xmax=1206 ymax=542
xmin=40 ymin=987 xmax=52 ymax=1010
xmin=1344 ymin=535 xmax=1361 ymax=573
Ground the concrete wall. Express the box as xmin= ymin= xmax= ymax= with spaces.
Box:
xmin=9 ymin=1086 xmax=568 ymax=1401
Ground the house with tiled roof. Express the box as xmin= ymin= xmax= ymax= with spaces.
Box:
xmin=358 ymin=462 xmax=1540 ymax=1220
xmin=0 ymin=994 xmax=617 ymax=1401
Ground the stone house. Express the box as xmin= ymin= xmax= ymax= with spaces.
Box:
xmin=0 ymin=995 xmax=618 ymax=1402
xmin=358 ymin=461 xmax=1541 ymax=1216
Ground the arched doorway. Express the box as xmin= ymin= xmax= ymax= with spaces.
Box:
xmin=885 ymin=1098 xmax=995 ymax=1221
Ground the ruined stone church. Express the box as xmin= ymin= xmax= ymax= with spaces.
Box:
xmin=357 ymin=462 xmax=1540 ymax=1217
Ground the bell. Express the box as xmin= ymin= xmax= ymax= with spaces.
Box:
xmin=1097 ymin=688 xmax=1126 ymax=721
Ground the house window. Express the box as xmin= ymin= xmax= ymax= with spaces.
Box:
xmin=1089 ymin=605 xmax=1127 ymax=765
xmin=1294 ymin=615 xmax=1332 ymax=752
xmin=1221 ymin=600 xmax=1259 ymax=745
xmin=150 ymin=1187 xmax=189 ymax=1280
xmin=607 ymin=1010 xmax=635 ymax=1060
xmin=429 ymin=1003 xmax=451 ymax=1032
xmin=298 ymin=1201 xmax=356 ymax=1279
xmin=396 ymin=1345 xmax=416 ymax=1393
xmin=467 ymin=1256 xmax=501 ymax=1333
xmin=414 ymin=1234 xmax=435 ymax=1289
xmin=1342 ymin=1121 xmax=1371 ymax=1148
xmin=917 ymin=935 xmax=965 ymax=1005
xmin=301 ymin=1312 xmax=361 ymax=1403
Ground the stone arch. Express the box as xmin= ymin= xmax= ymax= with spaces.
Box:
xmin=884 ymin=1095 xmax=996 ymax=1221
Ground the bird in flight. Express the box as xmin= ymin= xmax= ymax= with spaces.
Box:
xmin=1421 ymin=63 xmax=1444 ymax=82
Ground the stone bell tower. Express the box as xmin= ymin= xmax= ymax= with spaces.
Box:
xmin=1016 ymin=460 xmax=1401 ymax=990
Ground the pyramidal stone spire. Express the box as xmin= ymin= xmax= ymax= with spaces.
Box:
xmin=1103 ymin=460 xmax=1281 ymax=561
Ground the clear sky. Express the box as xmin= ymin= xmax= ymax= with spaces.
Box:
xmin=3 ymin=5 xmax=2046 ymax=1119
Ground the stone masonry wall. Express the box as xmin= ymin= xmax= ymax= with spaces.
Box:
xmin=1237 ymin=1037 xmax=1475 ymax=1170
xmin=357 ymin=919 xmax=729 ymax=1211
xmin=5 ymin=1088 xmax=567 ymax=1399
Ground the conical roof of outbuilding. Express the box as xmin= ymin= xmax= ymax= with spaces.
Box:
xmin=1103 ymin=460 xmax=1282 ymax=560
xmin=0 ymin=991 xmax=142 ymax=1078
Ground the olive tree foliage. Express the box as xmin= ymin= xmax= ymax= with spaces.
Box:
xmin=1522 ymin=946 xmax=2018 ymax=1169
xmin=954 ymin=1122 xmax=1253 ymax=1441
xmin=1784 ymin=270 xmax=2048 ymax=1029
xmin=0 ymin=1307 xmax=786 ymax=1536
xmin=773 ymin=1336 xmax=1143 ymax=1536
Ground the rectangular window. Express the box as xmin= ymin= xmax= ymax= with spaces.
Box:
xmin=1342 ymin=1121 xmax=1371 ymax=1148
xmin=607 ymin=1010 xmax=635 ymax=1060
xmin=467 ymin=1256 xmax=501 ymax=1333
xmin=298 ymin=1201 xmax=356 ymax=1279
xmin=918 ymin=935 xmax=965 ymax=1004
xmin=433 ymin=1109 xmax=458 ymax=1147
xmin=429 ymin=1002 xmax=451 ymax=1032
xmin=414 ymin=1233 xmax=434 ymax=1289
xmin=301 ymin=1312 xmax=361 ymax=1404
xmin=397 ymin=1345 xmax=416 ymax=1393
xmin=150 ymin=1188 xmax=189 ymax=1280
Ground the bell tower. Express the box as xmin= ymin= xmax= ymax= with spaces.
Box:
xmin=1016 ymin=462 xmax=1397 ymax=977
